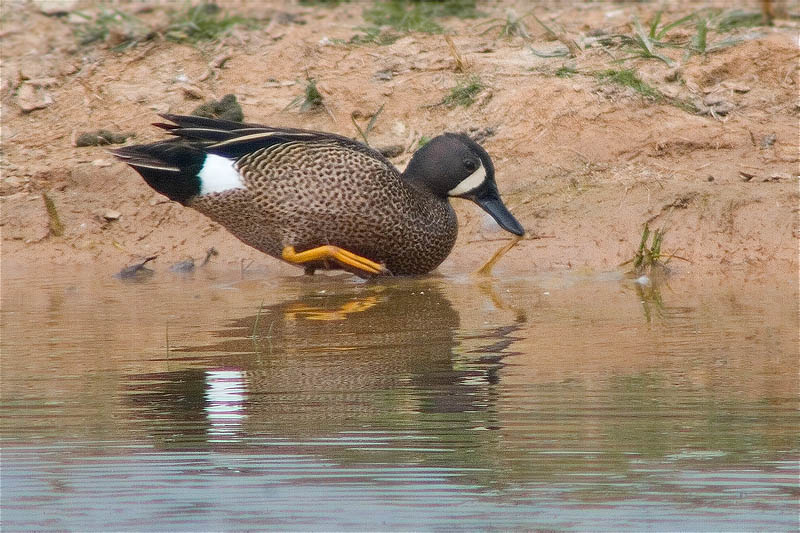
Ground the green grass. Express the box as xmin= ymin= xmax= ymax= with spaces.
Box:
xmin=287 ymin=78 xmax=324 ymax=112
xmin=442 ymin=75 xmax=485 ymax=107
xmin=646 ymin=11 xmax=697 ymax=41
xmin=73 ymin=8 xmax=152 ymax=50
xmin=591 ymin=13 xmax=693 ymax=65
xmin=632 ymin=223 xmax=665 ymax=273
xmin=595 ymin=68 xmax=698 ymax=113
xmin=713 ymin=9 xmax=767 ymax=31
xmin=478 ymin=9 xmax=532 ymax=39
xmin=621 ymin=223 xmax=669 ymax=277
xmin=351 ymin=0 xmax=479 ymax=44
xmin=555 ymin=65 xmax=578 ymax=78
xmin=590 ymin=8 xmax=761 ymax=65
xmin=349 ymin=26 xmax=401 ymax=45
xmin=595 ymin=69 xmax=662 ymax=100
xmin=165 ymin=3 xmax=252 ymax=43
xmin=365 ymin=1 xmax=438 ymax=33
xmin=684 ymin=12 xmax=748 ymax=57
xmin=74 ymin=2 xmax=253 ymax=48
xmin=351 ymin=104 xmax=385 ymax=147
xmin=625 ymin=17 xmax=677 ymax=65
xmin=300 ymin=0 xmax=349 ymax=5
xmin=622 ymin=223 xmax=690 ymax=281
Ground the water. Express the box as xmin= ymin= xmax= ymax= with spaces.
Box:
xmin=2 ymin=264 xmax=798 ymax=531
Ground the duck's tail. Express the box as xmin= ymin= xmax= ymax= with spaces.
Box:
xmin=112 ymin=113 xmax=329 ymax=203
xmin=111 ymin=142 xmax=209 ymax=204
xmin=113 ymin=141 xmax=245 ymax=204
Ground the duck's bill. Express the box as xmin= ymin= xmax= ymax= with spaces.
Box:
xmin=472 ymin=186 xmax=525 ymax=236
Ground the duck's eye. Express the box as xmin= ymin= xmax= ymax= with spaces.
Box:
xmin=464 ymin=159 xmax=478 ymax=172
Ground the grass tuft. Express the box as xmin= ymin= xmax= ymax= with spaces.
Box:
xmin=595 ymin=69 xmax=661 ymax=100
xmin=73 ymin=8 xmax=152 ymax=50
xmin=626 ymin=17 xmax=675 ymax=65
xmin=365 ymin=1 xmax=439 ymax=34
xmin=300 ymin=0 xmax=349 ymax=5
xmin=349 ymin=26 xmax=401 ymax=45
xmin=622 ymin=223 xmax=689 ymax=278
xmin=684 ymin=11 xmax=748 ymax=58
xmin=595 ymin=68 xmax=698 ymax=113
xmin=478 ymin=9 xmax=532 ymax=40
xmin=352 ymin=0 xmax=479 ymax=44
xmin=714 ymin=9 xmax=767 ymax=31
xmin=592 ymin=8 xmax=763 ymax=65
xmin=351 ymin=104 xmax=385 ymax=147
xmin=287 ymin=78 xmax=324 ymax=112
xmin=555 ymin=65 xmax=578 ymax=78
xmin=74 ymin=2 xmax=253 ymax=48
xmin=442 ymin=75 xmax=485 ymax=107
xmin=165 ymin=3 xmax=252 ymax=43
xmin=631 ymin=223 xmax=666 ymax=274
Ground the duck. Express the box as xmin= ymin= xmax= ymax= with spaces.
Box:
xmin=112 ymin=114 xmax=524 ymax=276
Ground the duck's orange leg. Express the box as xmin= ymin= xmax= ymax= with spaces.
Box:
xmin=282 ymin=245 xmax=390 ymax=276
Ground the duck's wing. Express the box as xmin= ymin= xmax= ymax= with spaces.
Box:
xmin=112 ymin=115 xmax=399 ymax=204
xmin=154 ymin=114 xmax=388 ymax=161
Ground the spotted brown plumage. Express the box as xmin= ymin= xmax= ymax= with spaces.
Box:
xmin=112 ymin=114 xmax=524 ymax=276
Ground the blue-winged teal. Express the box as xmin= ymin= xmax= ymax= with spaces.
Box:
xmin=113 ymin=114 xmax=524 ymax=276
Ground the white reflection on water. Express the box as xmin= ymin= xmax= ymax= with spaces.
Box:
xmin=204 ymin=369 xmax=247 ymax=442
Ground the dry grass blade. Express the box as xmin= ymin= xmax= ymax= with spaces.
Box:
xmin=477 ymin=9 xmax=532 ymax=40
xmin=529 ymin=13 xmax=580 ymax=57
xmin=445 ymin=35 xmax=468 ymax=72
xmin=475 ymin=235 xmax=524 ymax=276
xmin=42 ymin=192 xmax=64 ymax=237
xmin=352 ymin=104 xmax=385 ymax=147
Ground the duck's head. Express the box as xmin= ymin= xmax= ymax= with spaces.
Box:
xmin=403 ymin=133 xmax=525 ymax=236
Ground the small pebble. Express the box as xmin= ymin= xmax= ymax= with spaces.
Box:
xmin=101 ymin=209 xmax=121 ymax=221
xmin=16 ymin=83 xmax=53 ymax=113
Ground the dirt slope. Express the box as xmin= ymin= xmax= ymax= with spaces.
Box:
xmin=2 ymin=0 xmax=798 ymax=278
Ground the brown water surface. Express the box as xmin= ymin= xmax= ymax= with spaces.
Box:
xmin=1 ymin=265 xmax=798 ymax=531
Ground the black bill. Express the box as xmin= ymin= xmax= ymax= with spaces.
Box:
xmin=470 ymin=184 xmax=525 ymax=236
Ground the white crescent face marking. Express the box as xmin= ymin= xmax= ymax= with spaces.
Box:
xmin=198 ymin=154 xmax=244 ymax=195
xmin=447 ymin=163 xmax=486 ymax=197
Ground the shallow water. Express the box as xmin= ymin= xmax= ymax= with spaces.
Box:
xmin=1 ymin=265 xmax=798 ymax=531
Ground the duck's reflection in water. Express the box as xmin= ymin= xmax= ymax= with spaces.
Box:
xmin=123 ymin=281 xmax=525 ymax=447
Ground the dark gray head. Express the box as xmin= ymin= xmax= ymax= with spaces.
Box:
xmin=403 ymin=133 xmax=525 ymax=236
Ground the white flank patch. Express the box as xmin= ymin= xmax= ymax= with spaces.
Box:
xmin=447 ymin=163 xmax=486 ymax=196
xmin=198 ymin=154 xmax=244 ymax=195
